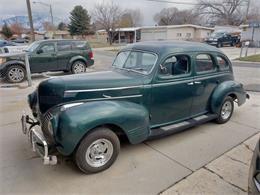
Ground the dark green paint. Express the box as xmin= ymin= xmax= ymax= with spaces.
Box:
xmin=28 ymin=41 xmax=248 ymax=156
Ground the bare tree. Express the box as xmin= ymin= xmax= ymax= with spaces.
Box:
xmin=10 ymin=22 xmax=24 ymax=36
xmin=197 ymin=0 xmax=245 ymax=25
xmin=120 ymin=9 xmax=143 ymax=27
xmin=93 ymin=1 xmax=123 ymax=45
xmin=154 ymin=7 xmax=200 ymax=25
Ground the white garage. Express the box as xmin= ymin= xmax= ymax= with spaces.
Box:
xmin=141 ymin=24 xmax=214 ymax=42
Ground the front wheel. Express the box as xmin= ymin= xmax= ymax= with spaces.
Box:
xmin=215 ymin=96 xmax=234 ymax=124
xmin=6 ymin=65 xmax=26 ymax=83
xmin=75 ymin=127 xmax=120 ymax=174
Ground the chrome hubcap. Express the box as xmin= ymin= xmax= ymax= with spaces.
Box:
xmin=8 ymin=67 xmax=24 ymax=82
xmin=86 ymin=139 xmax=113 ymax=168
xmin=73 ymin=62 xmax=85 ymax=74
xmin=221 ymin=101 xmax=232 ymax=120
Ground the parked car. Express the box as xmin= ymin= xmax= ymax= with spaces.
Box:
xmin=0 ymin=39 xmax=94 ymax=83
xmin=0 ymin=39 xmax=17 ymax=47
xmin=10 ymin=38 xmax=29 ymax=44
xmin=248 ymin=137 xmax=260 ymax=195
xmin=21 ymin=41 xmax=249 ymax=173
xmin=205 ymin=32 xmax=240 ymax=48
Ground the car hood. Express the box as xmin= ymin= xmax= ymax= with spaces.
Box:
xmin=36 ymin=69 xmax=144 ymax=113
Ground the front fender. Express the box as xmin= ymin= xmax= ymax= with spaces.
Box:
xmin=0 ymin=60 xmax=26 ymax=77
xmin=54 ymin=100 xmax=150 ymax=155
xmin=211 ymin=80 xmax=247 ymax=113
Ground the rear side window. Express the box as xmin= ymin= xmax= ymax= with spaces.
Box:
xmin=195 ymin=54 xmax=215 ymax=73
xmin=57 ymin=42 xmax=72 ymax=51
xmin=72 ymin=41 xmax=88 ymax=50
xmin=216 ymin=56 xmax=229 ymax=70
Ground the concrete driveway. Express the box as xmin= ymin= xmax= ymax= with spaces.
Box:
xmin=0 ymin=48 xmax=259 ymax=194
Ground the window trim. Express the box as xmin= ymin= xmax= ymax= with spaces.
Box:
xmin=157 ymin=53 xmax=192 ymax=80
xmin=37 ymin=42 xmax=56 ymax=54
xmin=215 ymin=55 xmax=230 ymax=71
xmin=57 ymin=41 xmax=72 ymax=51
xmin=112 ymin=49 xmax=158 ymax=75
xmin=194 ymin=53 xmax=217 ymax=74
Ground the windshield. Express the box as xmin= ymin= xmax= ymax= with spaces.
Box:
xmin=27 ymin=41 xmax=40 ymax=52
xmin=210 ymin=32 xmax=225 ymax=37
xmin=112 ymin=50 xmax=157 ymax=74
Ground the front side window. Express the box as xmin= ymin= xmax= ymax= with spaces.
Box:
xmin=112 ymin=50 xmax=157 ymax=74
xmin=216 ymin=56 xmax=229 ymax=70
xmin=159 ymin=54 xmax=190 ymax=76
xmin=39 ymin=43 xmax=55 ymax=53
xmin=195 ymin=54 xmax=215 ymax=73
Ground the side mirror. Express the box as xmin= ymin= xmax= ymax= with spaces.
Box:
xmin=36 ymin=49 xmax=43 ymax=54
xmin=160 ymin=64 xmax=168 ymax=75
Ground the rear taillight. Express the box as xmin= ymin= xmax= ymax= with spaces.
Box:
xmin=89 ymin=51 xmax=94 ymax=60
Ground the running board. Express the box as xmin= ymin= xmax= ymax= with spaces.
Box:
xmin=149 ymin=114 xmax=217 ymax=140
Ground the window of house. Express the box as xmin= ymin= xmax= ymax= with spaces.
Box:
xmin=195 ymin=54 xmax=215 ymax=73
xmin=177 ymin=33 xmax=182 ymax=37
xmin=216 ymin=56 xmax=229 ymax=70
xmin=186 ymin=33 xmax=191 ymax=38
xmin=159 ymin=54 xmax=190 ymax=76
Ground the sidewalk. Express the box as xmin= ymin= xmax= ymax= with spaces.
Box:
xmin=162 ymin=133 xmax=260 ymax=195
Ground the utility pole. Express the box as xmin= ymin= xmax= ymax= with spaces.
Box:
xmin=49 ymin=4 xmax=54 ymax=26
xmin=26 ymin=0 xmax=35 ymax=41
xmin=245 ymin=0 xmax=250 ymax=23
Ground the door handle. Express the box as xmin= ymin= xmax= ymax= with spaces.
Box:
xmin=187 ymin=82 xmax=194 ymax=85
xmin=194 ymin=81 xmax=202 ymax=84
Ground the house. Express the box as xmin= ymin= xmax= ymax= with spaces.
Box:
xmin=240 ymin=22 xmax=260 ymax=47
xmin=44 ymin=30 xmax=71 ymax=39
xmin=140 ymin=24 xmax=214 ymax=42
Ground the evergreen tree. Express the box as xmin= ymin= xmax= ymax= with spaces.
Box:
xmin=57 ymin=22 xmax=67 ymax=31
xmin=68 ymin=5 xmax=91 ymax=36
xmin=2 ymin=23 xmax=13 ymax=39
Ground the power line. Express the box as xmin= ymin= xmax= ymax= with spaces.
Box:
xmin=146 ymin=0 xmax=198 ymax=5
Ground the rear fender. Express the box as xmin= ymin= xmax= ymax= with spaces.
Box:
xmin=54 ymin=100 xmax=150 ymax=155
xmin=68 ymin=56 xmax=87 ymax=69
xmin=210 ymin=80 xmax=247 ymax=113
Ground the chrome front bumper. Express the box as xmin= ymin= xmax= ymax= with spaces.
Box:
xmin=21 ymin=113 xmax=57 ymax=165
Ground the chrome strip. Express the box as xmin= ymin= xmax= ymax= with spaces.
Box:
xmin=80 ymin=94 xmax=143 ymax=102
xmin=59 ymin=94 xmax=143 ymax=110
xmin=65 ymin=85 xmax=142 ymax=93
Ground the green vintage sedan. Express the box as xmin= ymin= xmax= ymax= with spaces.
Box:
xmin=21 ymin=41 xmax=249 ymax=173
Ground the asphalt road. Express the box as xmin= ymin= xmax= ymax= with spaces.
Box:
xmin=0 ymin=50 xmax=259 ymax=194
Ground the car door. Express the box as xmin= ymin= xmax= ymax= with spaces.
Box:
xmin=150 ymin=54 xmax=194 ymax=126
xmin=190 ymin=53 xmax=218 ymax=116
xmin=29 ymin=42 xmax=57 ymax=73
xmin=56 ymin=41 xmax=73 ymax=70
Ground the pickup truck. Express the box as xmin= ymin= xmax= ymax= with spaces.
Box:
xmin=205 ymin=32 xmax=240 ymax=48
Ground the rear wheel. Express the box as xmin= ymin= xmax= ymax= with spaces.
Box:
xmin=217 ymin=42 xmax=222 ymax=48
xmin=71 ymin=61 xmax=86 ymax=74
xmin=6 ymin=65 xmax=26 ymax=83
xmin=215 ymin=96 xmax=234 ymax=124
xmin=75 ymin=127 xmax=120 ymax=174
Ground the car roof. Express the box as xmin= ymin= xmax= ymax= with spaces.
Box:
xmin=33 ymin=39 xmax=87 ymax=44
xmin=123 ymin=40 xmax=222 ymax=55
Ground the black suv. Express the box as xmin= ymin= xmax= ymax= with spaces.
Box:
xmin=0 ymin=39 xmax=94 ymax=83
